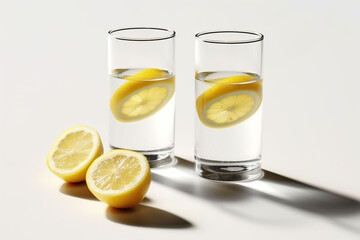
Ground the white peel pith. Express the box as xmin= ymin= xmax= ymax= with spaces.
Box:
xmin=86 ymin=151 xmax=148 ymax=195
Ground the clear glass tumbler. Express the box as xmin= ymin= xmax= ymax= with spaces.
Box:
xmin=195 ymin=31 xmax=264 ymax=181
xmin=108 ymin=27 xmax=176 ymax=168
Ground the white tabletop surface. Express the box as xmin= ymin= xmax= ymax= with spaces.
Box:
xmin=1 ymin=0 xmax=360 ymax=239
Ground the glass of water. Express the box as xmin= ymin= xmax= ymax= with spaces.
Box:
xmin=108 ymin=27 xmax=176 ymax=168
xmin=195 ymin=30 xmax=264 ymax=181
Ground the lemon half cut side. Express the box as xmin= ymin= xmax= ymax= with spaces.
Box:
xmin=46 ymin=126 xmax=103 ymax=182
xmin=110 ymin=68 xmax=175 ymax=122
xmin=86 ymin=149 xmax=151 ymax=208
xmin=196 ymin=75 xmax=262 ymax=129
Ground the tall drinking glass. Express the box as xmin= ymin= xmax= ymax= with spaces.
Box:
xmin=108 ymin=27 xmax=176 ymax=168
xmin=195 ymin=31 xmax=264 ymax=181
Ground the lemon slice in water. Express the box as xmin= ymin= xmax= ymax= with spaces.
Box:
xmin=110 ymin=68 xmax=175 ymax=122
xmin=196 ymin=75 xmax=262 ymax=129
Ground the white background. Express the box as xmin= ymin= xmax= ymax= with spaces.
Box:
xmin=1 ymin=0 xmax=360 ymax=239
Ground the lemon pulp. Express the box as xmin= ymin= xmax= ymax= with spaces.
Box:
xmin=92 ymin=155 xmax=141 ymax=191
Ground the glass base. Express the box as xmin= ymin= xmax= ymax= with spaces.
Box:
xmin=195 ymin=157 xmax=263 ymax=182
xmin=110 ymin=145 xmax=176 ymax=168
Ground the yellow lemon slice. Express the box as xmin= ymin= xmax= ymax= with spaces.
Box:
xmin=196 ymin=75 xmax=262 ymax=129
xmin=110 ymin=68 xmax=175 ymax=122
xmin=86 ymin=150 xmax=151 ymax=208
xmin=47 ymin=126 xmax=103 ymax=182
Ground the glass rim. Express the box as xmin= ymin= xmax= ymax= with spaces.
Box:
xmin=195 ymin=30 xmax=264 ymax=44
xmin=108 ymin=27 xmax=176 ymax=41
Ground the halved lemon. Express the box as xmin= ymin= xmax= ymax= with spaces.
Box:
xmin=110 ymin=68 xmax=175 ymax=122
xmin=47 ymin=126 xmax=103 ymax=182
xmin=196 ymin=75 xmax=262 ymax=129
xmin=86 ymin=150 xmax=151 ymax=208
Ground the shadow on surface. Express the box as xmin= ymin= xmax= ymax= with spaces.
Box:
xmin=261 ymin=171 xmax=360 ymax=216
xmin=261 ymin=171 xmax=360 ymax=234
xmin=60 ymin=182 xmax=97 ymax=201
xmin=59 ymin=182 xmax=152 ymax=203
xmin=151 ymin=158 xmax=258 ymax=202
xmin=152 ymin=157 xmax=360 ymax=234
xmin=106 ymin=204 xmax=193 ymax=229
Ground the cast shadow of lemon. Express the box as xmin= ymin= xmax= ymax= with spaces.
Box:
xmin=60 ymin=182 xmax=98 ymax=200
xmin=59 ymin=182 xmax=188 ymax=228
xmin=60 ymin=182 xmax=152 ymax=203
xmin=106 ymin=205 xmax=192 ymax=229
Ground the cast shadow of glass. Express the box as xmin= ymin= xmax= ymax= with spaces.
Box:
xmin=151 ymin=157 xmax=360 ymax=234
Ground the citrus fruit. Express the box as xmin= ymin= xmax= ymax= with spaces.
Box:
xmin=86 ymin=149 xmax=151 ymax=208
xmin=196 ymin=75 xmax=262 ymax=128
xmin=47 ymin=126 xmax=103 ymax=182
xmin=110 ymin=68 xmax=175 ymax=122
